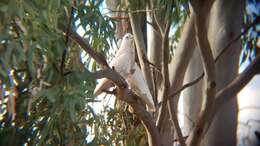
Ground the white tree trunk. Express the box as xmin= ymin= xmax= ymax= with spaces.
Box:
xmin=182 ymin=48 xmax=203 ymax=136
xmin=201 ymin=0 xmax=243 ymax=145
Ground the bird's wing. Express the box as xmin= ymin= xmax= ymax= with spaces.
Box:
xmin=110 ymin=41 xmax=135 ymax=77
xmin=110 ymin=53 xmax=131 ymax=77
xmin=113 ymin=49 xmax=135 ymax=75
xmin=127 ymin=63 xmax=155 ymax=111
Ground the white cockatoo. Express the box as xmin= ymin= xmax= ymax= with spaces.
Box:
xmin=94 ymin=33 xmax=155 ymax=111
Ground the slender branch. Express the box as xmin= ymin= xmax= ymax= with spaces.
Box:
xmin=187 ymin=1 xmax=217 ymax=146
xmin=103 ymin=8 xmax=161 ymax=16
xmin=171 ymin=15 xmax=260 ymax=99
xmin=215 ymin=15 xmax=260 ymax=61
xmin=108 ymin=16 xmax=129 ymax=20
xmin=239 ymin=106 xmax=260 ymax=112
xmin=163 ymin=22 xmax=187 ymax=146
xmin=168 ymin=73 xmax=204 ymax=98
xmin=157 ymin=14 xmax=196 ymax=131
xmin=173 ymin=136 xmax=189 ymax=142
xmin=168 ymin=102 xmax=187 ymax=146
xmin=145 ymin=20 xmax=161 ymax=37
xmin=128 ymin=12 xmax=153 ymax=89
xmin=59 ymin=25 xmax=109 ymax=68
xmin=188 ymin=55 xmax=260 ymax=143
xmin=142 ymin=54 xmax=161 ymax=73
xmin=211 ymin=55 xmax=260 ymax=123
xmin=60 ymin=6 xmax=74 ymax=75
xmin=123 ymin=90 xmax=161 ymax=146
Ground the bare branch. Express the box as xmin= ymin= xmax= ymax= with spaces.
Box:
xmin=108 ymin=16 xmax=129 ymax=20
xmin=142 ymin=55 xmax=161 ymax=73
xmin=187 ymin=55 xmax=260 ymax=144
xmin=212 ymin=55 xmax=260 ymax=122
xmin=162 ymin=22 xmax=187 ymax=146
xmin=103 ymin=8 xmax=161 ymax=16
xmin=173 ymin=15 xmax=260 ymax=100
xmin=187 ymin=1 xmax=216 ymax=145
xmin=60 ymin=6 xmax=74 ymax=75
xmin=59 ymin=25 xmax=109 ymax=68
xmin=167 ymin=102 xmax=187 ymax=146
xmin=128 ymin=12 xmax=153 ymax=89
xmin=168 ymin=73 xmax=204 ymax=98
xmin=157 ymin=13 xmax=196 ymax=127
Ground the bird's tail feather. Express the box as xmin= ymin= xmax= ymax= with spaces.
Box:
xmin=94 ymin=78 xmax=114 ymax=96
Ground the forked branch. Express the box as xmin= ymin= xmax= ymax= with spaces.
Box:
xmin=60 ymin=26 xmax=161 ymax=146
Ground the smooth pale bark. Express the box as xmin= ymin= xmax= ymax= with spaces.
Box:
xmin=201 ymin=0 xmax=244 ymax=146
xmin=156 ymin=14 xmax=196 ymax=146
xmin=129 ymin=13 xmax=153 ymax=90
xmin=147 ymin=12 xmax=163 ymax=102
xmin=182 ymin=48 xmax=203 ymax=136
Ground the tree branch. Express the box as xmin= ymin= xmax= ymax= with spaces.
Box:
xmin=59 ymin=25 xmax=109 ymax=68
xmin=188 ymin=1 xmax=216 ymax=145
xmin=162 ymin=22 xmax=187 ymax=146
xmin=103 ymin=8 xmax=161 ymax=16
xmin=168 ymin=73 xmax=204 ymax=98
xmin=60 ymin=6 xmax=74 ymax=75
xmin=90 ymin=68 xmax=161 ymax=146
xmin=128 ymin=12 xmax=153 ymax=89
xmin=142 ymin=55 xmax=161 ymax=73
xmin=59 ymin=25 xmax=161 ymax=146
xmin=210 ymin=54 xmax=260 ymax=126
xmin=186 ymin=55 xmax=260 ymax=144
xmin=123 ymin=90 xmax=161 ymax=146
xmin=90 ymin=68 xmax=127 ymax=88
xmin=157 ymin=13 xmax=196 ymax=128
xmin=171 ymin=14 xmax=260 ymax=101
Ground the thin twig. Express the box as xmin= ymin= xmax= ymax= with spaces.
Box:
xmin=162 ymin=21 xmax=187 ymax=146
xmin=169 ymin=73 xmax=204 ymax=98
xmin=103 ymin=8 xmax=161 ymax=16
xmin=142 ymin=54 xmax=161 ymax=73
xmin=60 ymin=6 xmax=74 ymax=75
xmin=173 ymin=136 xmax=189 ymax=142
xmin=109 ymin=16 xmax=129 ymax=20
xmin=215 ymin=15 xmax=260 ymax=61
xmin=59 ymin=25 xmax=109 ymax=67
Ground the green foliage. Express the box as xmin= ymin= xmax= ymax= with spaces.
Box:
xmin=0 ymin=0 xmax=124 ymax=145
xmin=76 ymin=0 xmax=117 ymax=60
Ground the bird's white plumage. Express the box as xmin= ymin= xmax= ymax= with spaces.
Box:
xmin=126 ymin=63 xmax=155 ymax=111
xmin=94 ymin=33 xmax=155 ymax=111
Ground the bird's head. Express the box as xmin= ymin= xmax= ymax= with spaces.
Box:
xmin=123 ymin=33 xmax=134 ymax=40
xmin=121 ymin=33 xmax=134 ymax=49
xmin=123 ymin=33 xmax=134 ymax=42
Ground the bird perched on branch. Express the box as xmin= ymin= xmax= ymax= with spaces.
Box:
xmin=94 ymin=33 xmax=155 ymax=111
